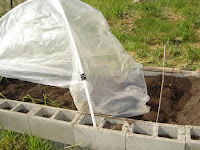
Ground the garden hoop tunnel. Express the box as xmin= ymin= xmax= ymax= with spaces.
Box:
xmin=0 ymin=0 xmax=151 ymax=127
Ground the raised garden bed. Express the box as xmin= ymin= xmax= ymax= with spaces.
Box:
xmin=0 ymin=70 xmax=200 ymax=126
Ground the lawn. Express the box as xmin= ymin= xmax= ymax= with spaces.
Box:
xmin=1 ymin=0 xmax=200 ymax=70
xmin=0 ymin=129 xmax=53 ymax=150
xmin=0 ymin=0 xmax=199 ymax=70
xmin=0 ymin=129 xmax=86 ymax=150
xmin=82 ymin=0 xmax=200 ymax=71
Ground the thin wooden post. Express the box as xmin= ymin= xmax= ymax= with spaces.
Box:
xmin=11 ymin=0 xmax=13 ymax=9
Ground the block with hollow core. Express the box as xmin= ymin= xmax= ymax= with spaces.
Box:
xmin=126 ymin=121 xmax=185 ymax=150
xmin=74 ymin=115 xmax=128 ymax=150
xmin=186 ymin=125 xmax=200 ymax=150
xmin=29 ymin=106 xmax=79 ymax=145
xmin=0 ymin=100 xmax=35 ymax=134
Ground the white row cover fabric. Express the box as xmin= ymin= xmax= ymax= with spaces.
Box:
xmin=0 ymin=0 xmax=150 ymax=117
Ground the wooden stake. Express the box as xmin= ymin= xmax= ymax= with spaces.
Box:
xmin=156 ymin=45 xmax=166 ymax=123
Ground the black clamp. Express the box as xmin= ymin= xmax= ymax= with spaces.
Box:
xmin=80 ymin=73 xmax=87 ymax=81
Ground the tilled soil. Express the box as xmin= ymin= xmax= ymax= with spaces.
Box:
xmin=132 ymin=75 xmax=200 ymax=126
xmin=0 ymin=75 xmax=199 ymax=126
xmin=0 ymin=77 xmax=76 ymax=110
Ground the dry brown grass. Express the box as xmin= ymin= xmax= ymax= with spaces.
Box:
xmin=166 ymin=8 xmax=185 ymax=22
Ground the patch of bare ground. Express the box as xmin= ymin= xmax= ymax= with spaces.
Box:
xmin=166 ymin=8 xmax=185 ymax=23
xmin=108 ymin=11 xmax=141 ymax=33
xmin=127 ymin=51 xmax=137 ymax=57
xmin=135 ymin=56 xmax=156 ymax=66
xmin=195 ymin=30 xmax=200 ymax=41
xmin=132 ymin=75 xmax=200 ymax=126
xmin=149 ymin=44 xmax=162 ymax=50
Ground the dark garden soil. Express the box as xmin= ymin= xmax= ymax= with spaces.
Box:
xmin=103 ymin=121 xmax=123 ymax=131
xmin=0 ymin=77 xmax=76 ymax=110
xmin=131 ymin=75 xmax=200 ymax=126
xmin=0 ymin=75 xmax=200 ymax=126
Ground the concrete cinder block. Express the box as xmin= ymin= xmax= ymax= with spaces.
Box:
xmin=0 ymin=100 xmax=35 ymax=134
xmin=0 ymin=99 xmax=189 ymax=150
xmin=126 ymin=121 xmax=185 ymax=150
xmin=185 ymin=125 xmax=200 ymax=150
xmin=29 ymin=106 xmax=79 ymax=145
xmin=13 ymin=103 xmax=35 ymax=113
xmin=0 ymin=100 xmax=18 ymax=110
xmin=74 ymin=115 xmax=127 ymax=150
xmin=0 ymin=99 xmax=5 ymax=104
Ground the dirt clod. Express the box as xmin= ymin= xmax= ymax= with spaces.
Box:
xmin=103 ymin=121 xmax=123 ymax=131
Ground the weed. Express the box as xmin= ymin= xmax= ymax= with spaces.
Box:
xmin=22 ymin=89 xmax=67 ymax=109
xmin=43 ymin=87 xmax=47 ymax=105
xmin=22 ymin=95 xmax=36 ymax=104
xmin=0 ymin=130 xmax=52 ymax=150
xmin=28 ymin=136 xmax=52 ymax=150
xmin=0 ymin=77 xmax=7 ymax=83
xmin=0 ymin=93 xmax=6 ymax=99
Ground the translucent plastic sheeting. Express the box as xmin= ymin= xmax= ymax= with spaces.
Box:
xmin=0 ymin=0 xmax=150 ymax=117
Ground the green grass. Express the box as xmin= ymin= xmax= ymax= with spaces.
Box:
xmin=0 ymin=13 xmax=4 ymax=18
xmin=0 ymin=130 xmax=53 ymax=150
xmin=0 ymin=0 xmax=23 ymax=17
xmin=0 ymin=129 xmax=88 ymax=150
xmin=1 ymin=0 xmax=200 ymax=70
xmin=82 ymin=0 xmax=200 ymax=71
